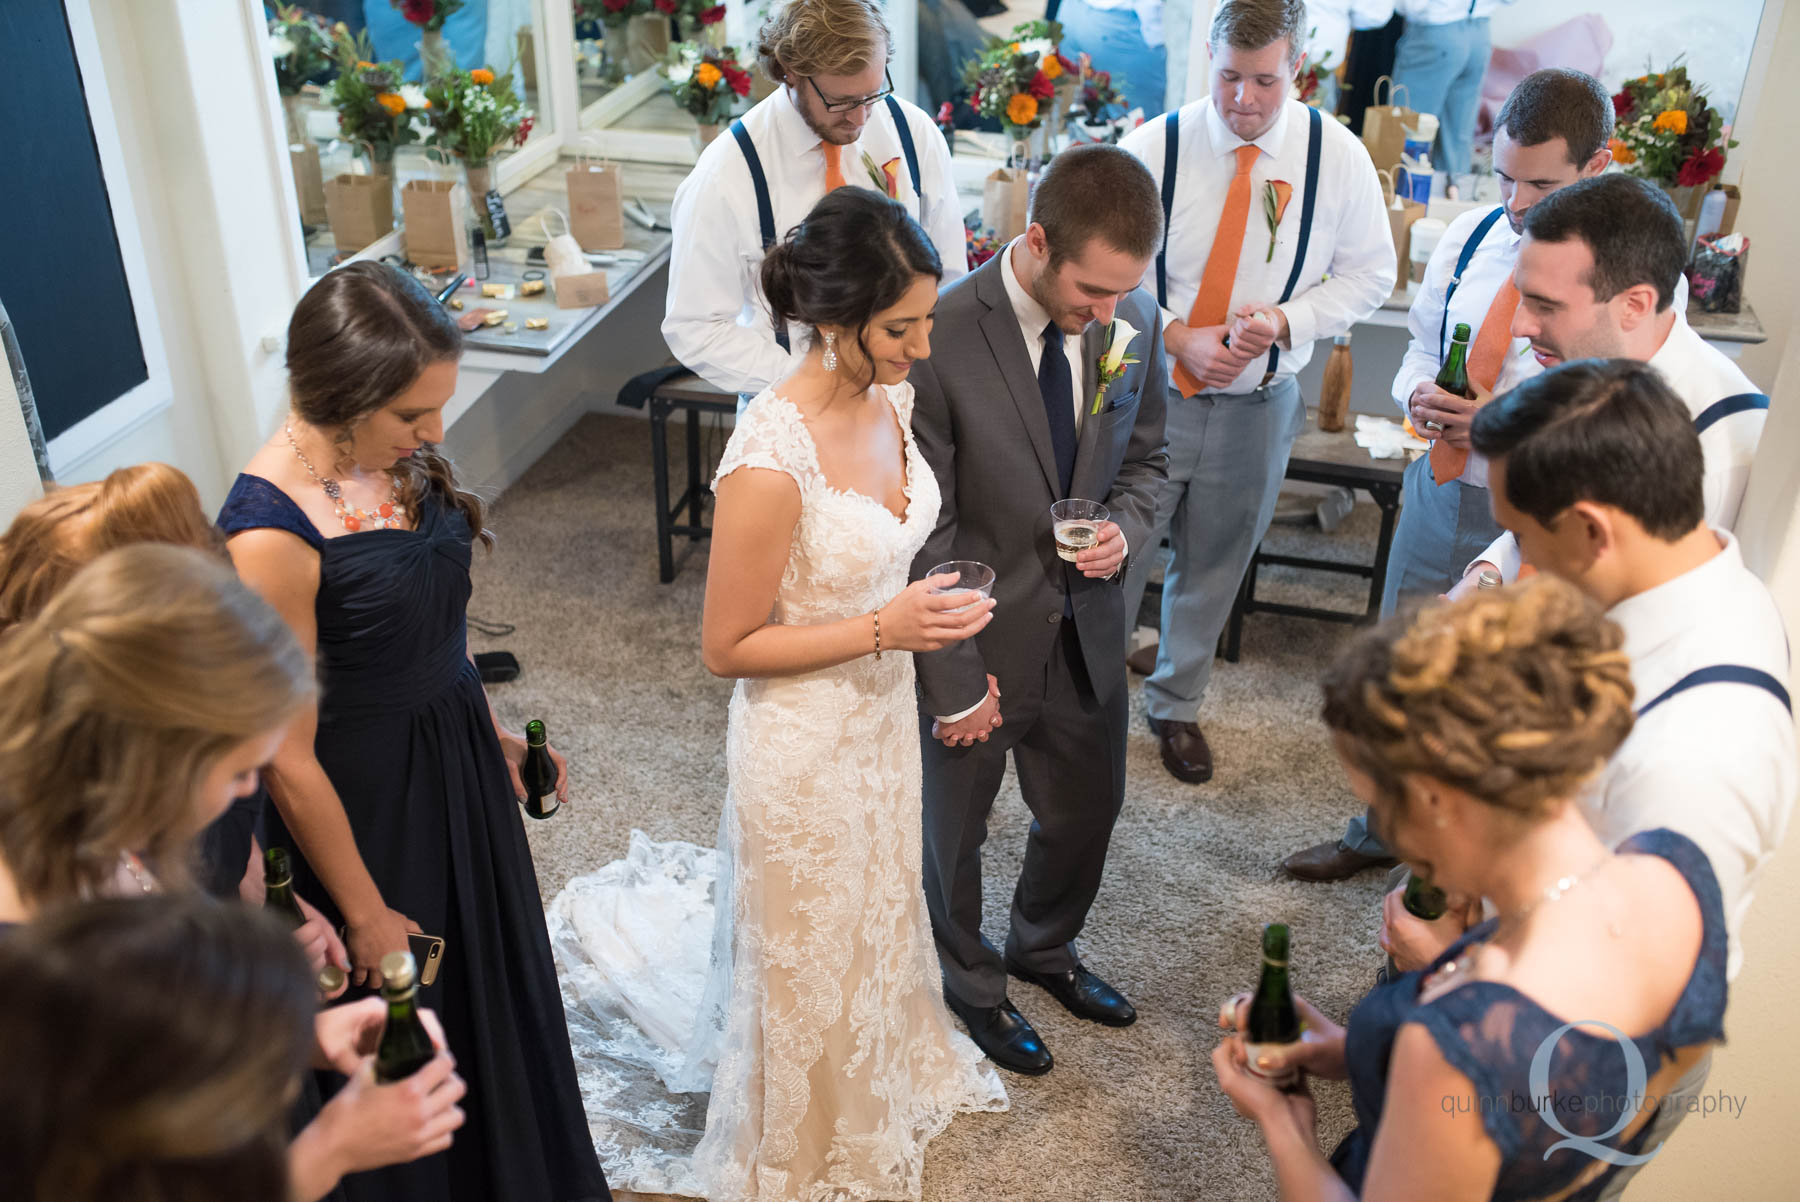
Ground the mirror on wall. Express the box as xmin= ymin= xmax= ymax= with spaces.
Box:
xmin=573 ymin=1 xmax=770 ymax=141
xmin=266 ymin=0 xmax=555 ymax=274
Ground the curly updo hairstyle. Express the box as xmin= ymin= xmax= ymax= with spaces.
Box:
xmin=1321 ymin=575 xmax=1636 ymax=824
xmin=759 ymin=188 xmax=942 ymax=391
xmin=285 ymin=261 xmax=491 ymax=546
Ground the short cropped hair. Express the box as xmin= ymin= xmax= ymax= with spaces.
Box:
xmin=1029 ymin=144 xmax=1163 ymax=267
xmin=1470 ymin=359 xmax=1704 ymax=540
xmin=1493 ymin=68 xmax=1614 ymax=166
xmin=1523 ymin=174 xmax=1687 ymax=312
xmin=1209 ymin=0 xmax=1308 ymax=65
xmin=756 ymin=0 xmax=890 ymax=86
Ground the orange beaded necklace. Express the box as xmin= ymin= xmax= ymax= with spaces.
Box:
xmin=285 ymin=424 xmax=407 ymax=533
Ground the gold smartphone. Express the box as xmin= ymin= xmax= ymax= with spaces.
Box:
xmin=337 ymin=929 xmax=447 ymax=987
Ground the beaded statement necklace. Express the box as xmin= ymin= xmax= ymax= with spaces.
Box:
xmin=285 ymin=424 xmax=407 ymax=533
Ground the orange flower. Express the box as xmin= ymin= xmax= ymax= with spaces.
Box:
xmin=1652 ymin=109 xmax=1687 ymax=135
xmin=1609 ymin=136 xmax=1636 ymax=165
xmin=376 ymin=92 xmax=407 ymax=115
xmin=1041 ymin=54 xmax=1063 ymax=80
xmin=470 ymin=67 xmax=495 ymax=85
xmin=695 ymin=62 xmax=722 ymax=89
xmin=356 ymin=60 xmax=375 ymax=68
xmin=1006 ymin=92 xmax=1038 ymax=127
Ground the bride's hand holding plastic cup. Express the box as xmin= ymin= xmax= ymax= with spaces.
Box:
xmin=881 ymin=564 xmax=996 ymax=652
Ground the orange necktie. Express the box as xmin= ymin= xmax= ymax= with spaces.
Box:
xmin=1430 ymin=278 xmax=1521 ymax=484
xmin=821 ymin=141 xmax=846 ymax=192
xmin=1172 ymin=144 xmax=1260 ymax=398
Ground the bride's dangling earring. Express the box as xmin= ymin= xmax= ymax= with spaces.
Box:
xmin=821 ymin=331 xmax=838 ymax=372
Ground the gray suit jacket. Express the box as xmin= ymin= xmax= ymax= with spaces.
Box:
xmin=909 ymin=252 xmax=1170 ymax=716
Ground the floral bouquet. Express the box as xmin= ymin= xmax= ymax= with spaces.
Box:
xmin=671 ymin=0 xmax=728 ymax=41
xmin=1294 ymin=29 xmax=1334 ymax=109
xmin=589 ymin=0 xmax=649 ymax=26
xmin=1074 ymin=57 xmax=1126 ymax=123
xmin=424 ymin=65 xmax=535 ymax=166
xmin=961 ymin=21 xmax=1077 ymax=146
xmin=1610 ymin=62 xmax=1735 ymax=195
xmin=966 ymin=225 xmax=1005 ymax=272
xmin=661 ymin=42 xmax=752 ymax=128
xmin=392 ymin=0 xmax=466 ymax=32
xmin=268 ymin=4 xmax=335 ymax=98
xmin=324 ymin=31 xmax=430 ymax=170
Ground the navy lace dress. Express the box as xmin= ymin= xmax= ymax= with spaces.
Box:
xmin=1331 ymin=828 xmax=1728 ymax=1201
xmin=218 ymin=474 xmax=610 ymax=1202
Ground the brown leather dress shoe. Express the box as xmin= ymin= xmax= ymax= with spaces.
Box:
xmin=1146 ymin=715 xmax=1212 ymax=783
xmin=1280 ymin=839 xmax=1398 ymax=882
xmin=1126 ymin=643 xmax=1158 ymax=676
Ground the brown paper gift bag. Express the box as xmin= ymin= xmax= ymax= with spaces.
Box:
xmin=1362 ymin=76 xmax=1418 ymax=175
xmin=982 ymin=166 xmax=1031 ymax=243
xmin=323 ymin=172 xmax=393 ymax=253
xmin=401 ymin=178 xmax=469 ymax=270
xmin=625 ymin=13 xmax=669 ymax=73
xmin=542 ymin=214 xmax=612 ymax=309
xmin=291 ymin=144 xmax=328 ymax=226
xmin=567 ymin=157 xmax=625 ymax=251
xmin=1379 ymin=169 xmax=1425 ymax=286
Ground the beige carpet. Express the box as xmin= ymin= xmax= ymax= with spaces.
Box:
xmin=471 ymin=414 xmax=1391 ymax=1202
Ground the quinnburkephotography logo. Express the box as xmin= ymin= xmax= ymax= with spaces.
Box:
xmin=1438 ymin=1021 xmax=1748 ymax=1167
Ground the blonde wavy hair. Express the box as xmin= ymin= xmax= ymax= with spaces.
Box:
xmin=0 ymin=462 xmax=224 ymax=635
xmin=756 ymin=0 xmax=891 ymax=86
xmin=1321 ymin=576 xmax=1636 ymax=822
xmin=0 ymin=545 xmax=315 ymax=907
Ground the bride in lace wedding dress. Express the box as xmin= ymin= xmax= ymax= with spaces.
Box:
xmin=548 ymin=191 xmax=1007 ymax=1201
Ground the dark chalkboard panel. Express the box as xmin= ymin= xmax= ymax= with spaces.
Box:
xmin=0 ymin=0 xmax=148 ymax=441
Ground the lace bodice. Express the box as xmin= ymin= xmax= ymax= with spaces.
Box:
xmin=711 ymin=384 xmax=937 ymax=629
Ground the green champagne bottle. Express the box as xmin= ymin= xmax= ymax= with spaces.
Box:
xmin=1246 ymin=923 xmax=1302 ymax=1089
xmin=1402 ymin=871 xmax=1449 ymax=921
xmin=521 ymin=719 xmax=560 ymax=820
xmin=374 ymin=951 xmax=437 ymax=1083
xmin=1436 ymin=322 xmax=1473 ymax=399
xmin=265 ymin=847 xmax=346 ymax=994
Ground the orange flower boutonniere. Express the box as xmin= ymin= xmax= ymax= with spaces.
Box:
xmin=1263 ymin=180 xmax=1293 ymax=262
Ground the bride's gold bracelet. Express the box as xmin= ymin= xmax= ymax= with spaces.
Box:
xmin=873 ymin=609 xmax=882 ymax=661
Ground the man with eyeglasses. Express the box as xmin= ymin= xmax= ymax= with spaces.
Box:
xmin=663 ymin=0 xmax=966 ymax=399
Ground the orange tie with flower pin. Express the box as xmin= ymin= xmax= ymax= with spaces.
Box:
xmin=1173 ymin=144 xmax=1260 ymax=398
xmin=820 ymin=141 xmax=847 ymax=192
xmin=1429 ymin=277 xmax=1520 ymax=484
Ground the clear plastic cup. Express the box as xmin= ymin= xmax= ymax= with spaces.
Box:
xmin=925 ymin=560 xmax=995 ymax=613
xmin=1049 ymin=499 xmax=1109 ymax=563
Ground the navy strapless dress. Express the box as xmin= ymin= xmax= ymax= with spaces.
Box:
xmin=219 ymin=474 xmax=610 ymax=1202
xmin=1331 ymin=828 xmax=1728 ymax=1201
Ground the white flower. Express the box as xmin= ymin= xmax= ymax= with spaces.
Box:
xmin=399 ymin=84 xmax=429 ymax=110
xmin=1101 ymin=318 xmax=1139 ymax=373
xmin=269 ymin=32 xmax=295 ymax=58
xmin=664 ymin=61 xmax=693 ymax=85
xmin=1016 ymin=37 xmax=1054 ymax=62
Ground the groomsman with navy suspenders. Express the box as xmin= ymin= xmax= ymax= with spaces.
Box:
xmin=1282 ymin=68 xmax=1620 ymax=882
xmin=1119 ymin=0 xmax=1394 ymax=785
xmin=661 ymin=0 xmax=964 ymax=399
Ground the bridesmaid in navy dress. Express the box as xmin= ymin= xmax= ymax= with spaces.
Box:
xmin=221 ymin=262 xmax=610 ymax=1202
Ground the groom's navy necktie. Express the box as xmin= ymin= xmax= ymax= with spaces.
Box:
xmin=1038 ymin=321 xmax=1076 ymax=498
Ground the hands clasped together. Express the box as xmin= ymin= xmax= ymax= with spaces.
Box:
xmin=1168 ymin=305 xmax=1287 ymax=392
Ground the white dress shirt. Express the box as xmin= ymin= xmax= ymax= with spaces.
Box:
xmin=1479 ymin=307 xmax=1760 ymax=579
xmin=1306 ymin=0 xmax=1398 ymax=70
xmin=662 ymin=86 xmax=966 ymax=397
xmin=1397 ymin=0 xmax=1515 ymax=24
xmin=1587 ymin=531 xmax=1796 ymax=981
xmin=1119 ymin=98 xmax=1396 ymax=396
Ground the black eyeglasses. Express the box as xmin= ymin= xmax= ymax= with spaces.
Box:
xmin=806 ymin=68 xmax=895 ymax=114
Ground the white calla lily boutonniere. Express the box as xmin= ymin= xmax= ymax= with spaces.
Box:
xmin=1091 ymin=318 xmax=1139 ymax=415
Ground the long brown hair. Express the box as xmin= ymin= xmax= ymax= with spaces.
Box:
xmin=0 ymin=545 xmax=315 ymax=907
xmin=1321 ymin=575 xmax=1636 ymax=822
xmin=0 ymin=894 xmax=314 ymax=1202
xmin=0 ymin=462 xmax=224 ymax=635
xmin=286 ymin=260 xmax=492 ymax=545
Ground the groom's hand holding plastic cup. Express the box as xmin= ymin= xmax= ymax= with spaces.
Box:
xmin=1075 ymin=521 xmax=1126 ymax=579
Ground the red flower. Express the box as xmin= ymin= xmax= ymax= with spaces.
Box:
xmin=1096 ymin=71 xmax=1111 ymax=86
xmin=1027 ymin=70 xmax=1054 ymax=101
xmin=654 ymin=0 xmax=675 ymax=11
xmin=602 ymin=0 xmax=631 ymax=11
xmin=400 ymin=0 xmax=435 ymax=25
xmin=1612 ymin=89 xmax=1634 ymax=120
xmin=1675 ymin=145 xmax=1725 ymax=187
xmin=1055 ymin=53 xmax=1076 ymax=76
xmin=969 ymin=87 xmax=981 ymax=109
xmin=937 ymin=101 xmax=955 ymax=125
xmin=722 ymin=64 xmax=752 ymax=97
xmin=700 ymin=5 xmax=727 ymax=24
xmin=513 ymin=114 xmax=535 ymax=146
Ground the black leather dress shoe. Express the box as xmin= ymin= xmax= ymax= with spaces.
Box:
xmin=943 ymin=991 xmax=1053 ymax=1076
xmin=1005 ymin=960 xmax=1137 ymax=1027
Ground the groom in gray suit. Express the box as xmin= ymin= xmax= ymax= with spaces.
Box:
xmin=909 ymin=145 xmax=1170 ymax=1075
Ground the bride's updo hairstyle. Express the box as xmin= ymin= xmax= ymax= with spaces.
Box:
xmin=759 ymin=188 xmax=942 ymax=390
xmin=286 ymin=261 xmax=492 ymax=546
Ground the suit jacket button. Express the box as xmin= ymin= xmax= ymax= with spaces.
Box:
xmin=1048 ymin=612 xmax=1062 ymax=624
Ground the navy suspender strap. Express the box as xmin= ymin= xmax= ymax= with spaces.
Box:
xmin=1439 ymin=204 xmax=1507 ymax=362
xmin=731 ymin=118 xmax=788 ymax=352
xmin=1156 ymin=109 xmax=1179 ymax=310
xmin=1636 ymin=665 xmax=1793 ymax=719
xmin=883 ymin=96 xmax=922 ymax=198
xmin=1266 ymin=105 xmax=1323 ymax=376
xmin=1693 ymin=392 xmax=1770 ymax=436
